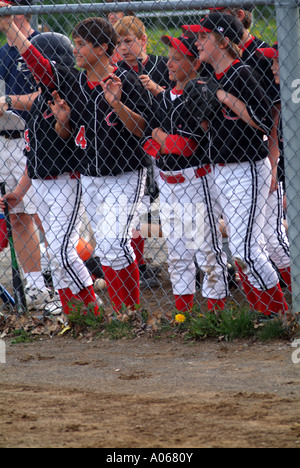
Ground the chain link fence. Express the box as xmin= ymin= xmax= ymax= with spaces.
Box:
xmin=0 ymin=0 xmax=299 ymax=337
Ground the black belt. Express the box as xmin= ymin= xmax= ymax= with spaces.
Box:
xmin=0 ymin=130 xmax=23 ymax=139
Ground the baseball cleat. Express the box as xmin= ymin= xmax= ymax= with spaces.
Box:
xmin=25 ymin=286 xmax=52 ymax=311
xmin=43 ymin=300 xmax=63 ymax=316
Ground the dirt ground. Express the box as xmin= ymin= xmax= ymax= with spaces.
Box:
xmin=1 ymin=334 xmax=300 ymax=449
xmin=1 ymin=238 xmax=300 ymax=449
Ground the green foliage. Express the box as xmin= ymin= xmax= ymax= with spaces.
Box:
xmin=256 ymin=318 xmax=290 ymax=341
xmin=175 ymin=306 xmax=257 ymax=341
xmin=173 ymin=305 xmax=293 ymax=342
xmin=67 ymin=302 xmax=104 ymax=331
xmin=11 ymin=328 xmax=35 ymax=344
xmin=102 ymin=318 xmax=134 ymax=340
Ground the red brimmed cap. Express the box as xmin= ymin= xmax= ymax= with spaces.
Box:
xmin=161 ymin=35 xmax=199 ymax=58
xmin=182 ymin=12 xmax=244 ymax=45
xmin=256 ymin=42 xmax=278 ymax=59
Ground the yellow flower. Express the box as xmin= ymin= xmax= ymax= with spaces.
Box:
xmin=175 ymin=313 xmax=186 ymax=323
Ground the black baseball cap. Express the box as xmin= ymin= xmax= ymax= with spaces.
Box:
xmin=161 ymin=35 xmax=199 ymax=58
xmin=256 ymin=42 xmax=278 ymax=59
xmin=182 ymin=12 xmax=244 ymax=45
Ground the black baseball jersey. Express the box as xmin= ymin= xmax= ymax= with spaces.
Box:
xmin=22 ymin=46 xmax=150 ymax=178
xmin=143 ymin=87 xmax=209 ymax=172
xmin=117 ymin=54 xmax=172 ymax=91
xmin=210 ymin=60 xmax=273 ymax=165
xmin=69 ymin=68 xmax=150 ymax=176
xmin=241 ymin=36 xmax=280 ymax=103
xmin=25 ymin=65 xmax=79 ymax=179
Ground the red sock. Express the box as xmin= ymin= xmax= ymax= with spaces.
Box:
xmin=207 ymin=298 xmax=226 ymax=311
xmin=235 ymin=262 xmax=259 ymax=310
xmin=278 ymin=267 xmax=292 ymax=293
xmin=131 ymin=233 xmax=145 ymax=266
xmin=255 ymin=283 xmax=289 ymax=316
xmin=102 ymin=265 xmax=123 ymax=311
xmin=174 ymin=294 xmax=194 ymax=312
xmin=76 ymin=285 xmax=100 ymax=316
xmin=58 ymin=287 xmax=75 ymax=315
xmin=116 ymin=261 xmax=140 ymax=309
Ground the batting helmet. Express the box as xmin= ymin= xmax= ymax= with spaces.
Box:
xmin=30 ymin=32 xmax=75 ymax=68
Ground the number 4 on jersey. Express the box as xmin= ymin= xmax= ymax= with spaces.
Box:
xmin=75 ymin=125 xmax=87 ymax=149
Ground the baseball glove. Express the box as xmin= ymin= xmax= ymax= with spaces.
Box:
xmin=183 ymin=77 xmax=221 ymax=122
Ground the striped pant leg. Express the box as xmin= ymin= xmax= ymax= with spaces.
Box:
xmin=263 ymin=182 xmax=290 ymax=269
xmin=82 ymin=169 xmax=146 ymax=271
xmin=196 ymin=169 xmax=229 ymax=299
xmin=158 ymin=168 xmax=228 ymax=298
xmin=32 ymin=175 xmax=93 ymax=295
xmin=215 ymin=158 xmax=279 ymax=291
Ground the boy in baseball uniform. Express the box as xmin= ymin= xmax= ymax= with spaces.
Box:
xmin=256 ymin=43 xmax=291 ymax=291
xmin=20 ymin=17 xmax=150 ymax=313
xmin=114 ymin=16 xmax=172 ymax=96
xmin=0 ymin=10 xmax=101 ymax=316
xmin=113 ymin=16 xmax=172 ymax=288
xmin=189 ymin=12 xmax=288 ymax=317
xmin=205 ymin=5 xmax=291 ymax=295
xmin=106 ymin=33 xmax=229 ymax=312
xmin=0 ymin=0 xmax=49 ymax=309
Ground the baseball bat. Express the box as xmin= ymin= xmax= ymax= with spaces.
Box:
xmin=0 ymin=283 xmax=15 ymax=306
xmin=0 ymin=183 xmax=27 ymax=314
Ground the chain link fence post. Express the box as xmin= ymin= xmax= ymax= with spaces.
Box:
xmin=0 ymin=0 xmax=299 ymax=327
xmin=276 ymin=0 xmax=300 ymax=321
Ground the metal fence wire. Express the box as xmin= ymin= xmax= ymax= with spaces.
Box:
xmin=0 ymin=0 xmax=299 ymax=335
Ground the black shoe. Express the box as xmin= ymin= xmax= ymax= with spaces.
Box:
xmin=139 ymin=264 xmax=160 ymax=288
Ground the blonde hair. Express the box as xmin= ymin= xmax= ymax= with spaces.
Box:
xmin=114 ymin=16 xmax=146 ymax=39
xmin=213 ymin=32 xmax=242 ymax=59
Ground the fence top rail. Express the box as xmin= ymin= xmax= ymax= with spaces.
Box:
xmin=0 ymin=0 xmax=279 ymax=17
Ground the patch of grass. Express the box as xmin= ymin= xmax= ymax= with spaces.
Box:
xmin=66 ymin=301 xmax=104 ymax=337
xmin=256 ymin=318 xmax=289 ymax=341
xmin=102 ymin=319 xmax=135 ymax=340
xmin=7 ymin=300 xmax=295 ymax=344
xmin=178 ymin=306 xmax=257 ymax=341
xmin=172 ymin=305 xmax=296 ymax=342
xmin=58 ymin=300 xmax=300 ymax=342
xmin=11 ymin=329 xmax=35 ymax=344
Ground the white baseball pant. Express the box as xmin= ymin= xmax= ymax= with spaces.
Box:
xmin=263 ymin=182 xmax=290 ymax=269
xmin=32 ymin=174 xmax=93 ymax=294
xmin=157 ymin=165 xmax=229 ymax=298
xmin=81 ymin=169 xmax=146 ymax=271
xmin=215 ymin=157 xmax=279 ymax=291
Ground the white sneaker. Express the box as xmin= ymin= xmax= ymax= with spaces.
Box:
xmin=43 ymin=293 xmax=103 ymax=316
xmin=43 ymin=300 xmax=63 ymax=316
xmin=25 ymin=286 xmax=52 ymax=311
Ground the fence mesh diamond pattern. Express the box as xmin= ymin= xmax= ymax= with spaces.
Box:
xmin=0 ymin=0 xmax=299 ymax=337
